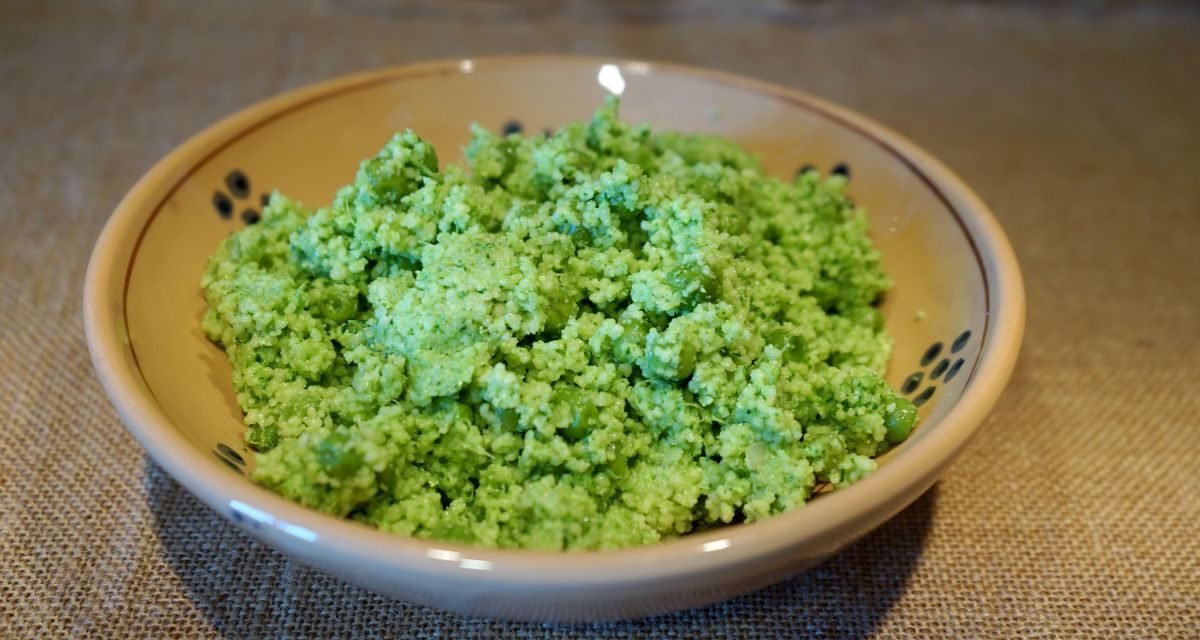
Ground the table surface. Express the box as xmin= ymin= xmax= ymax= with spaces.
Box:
xmin=2 ymin=1 xmax=1198 ymax=638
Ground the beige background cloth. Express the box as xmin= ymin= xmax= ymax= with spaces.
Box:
xmin=2 ymin=1 xmax=1198 ymax=637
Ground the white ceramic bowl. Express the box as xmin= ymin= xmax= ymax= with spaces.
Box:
xmin=84 ymin=56 xmax=1024 ymax=621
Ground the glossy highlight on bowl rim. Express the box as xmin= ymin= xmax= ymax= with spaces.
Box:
xmin=83 ymin=55 xmax=1025 ymax=620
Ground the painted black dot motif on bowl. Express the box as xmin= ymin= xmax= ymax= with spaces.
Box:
xmin=212 ymin=191 xmax=234 ymax=219
xmin=952 ymin=330 xmax=972 ymax=353
xmin=912 ymin=386 xmax=936 ymax=408
xmin=502 ymin=119 xmax=523 ymax=135
xmin=901 ymin=372 xmax=923 ymax=395
xmin=500 ymin=119 xmax=558 ymax=138
xmin=211 ymin=168 xmax=270 ymax=226
xmin=903 ymin=330 xmax=974 ymax=410
xmin=944 ymin=358 xmax=965 ymax=383
xmin=217 ymin=442 xmax=244 ymax=464
xmin=793 ymin=163 xmax=851 ymax=181
xmin=214 ymin=442 xmax=247 ymax=475
xmin=920 ymin=342 xmax=943 ymax=367
xmin=225 ymin=169 xmax=251 ymax=198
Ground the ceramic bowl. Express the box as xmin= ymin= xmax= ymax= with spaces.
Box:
xmin=84 ymin=56 xmax=1024 ymax=622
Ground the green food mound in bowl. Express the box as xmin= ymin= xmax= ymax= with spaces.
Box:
xmin=200 ymin=98 xmax=917 ymax=551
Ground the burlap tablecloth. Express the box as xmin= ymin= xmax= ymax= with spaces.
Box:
xmin=2 ymin=1 xmax=1198 ymax=637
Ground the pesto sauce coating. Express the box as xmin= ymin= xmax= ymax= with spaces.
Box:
xmin=201 ymin=98 xmax=915 ymax=550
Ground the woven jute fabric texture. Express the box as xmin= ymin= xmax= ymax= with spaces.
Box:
xmin=2 ymin=2 xmax=1198 ymax=638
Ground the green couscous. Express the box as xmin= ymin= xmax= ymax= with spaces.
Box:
xmin=201 ymin=98 xmax=916 ymax=550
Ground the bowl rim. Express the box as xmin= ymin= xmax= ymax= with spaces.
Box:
xmin=84 ymin=55 xmax=1025 ymax=588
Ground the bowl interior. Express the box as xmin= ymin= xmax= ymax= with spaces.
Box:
xmin=117 ymin=59 xmax=987 ymax=488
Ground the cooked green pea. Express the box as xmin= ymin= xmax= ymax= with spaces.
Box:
xmin=442 ymin=401 xmax=472 ymax=426
xmin=676 ymin=342 xmax=697 ymax=379
xmin=885 ymin=398 xmax=917 ymax=444
xmin=613 ymin=317 xmax=647 ymax=364
xmin=552 ymin=387 xmax=598 ymax=441
xmin=667 ymin=262 xmax=719 ymax=307
xmin=362 ymin=157 xmax=411 ymax=203
xmin=361 ymin=140 xmax=438 ymax=204
xmin=765 ymin=327 xmax=803 ymax=362
xmin=605 ymin=453 xmax=629 ymax=477
xmin=416 ymin=142 xmax=439 ymax=173
xmin=641 ymin=341 xmax=696 ymax=380
xmin=497 ymin=407 xmax=520 ymax=430
xmin=543 ymin=297 xmax=576 ymax=332
xmin=308 ymin=280 xmax=358 ymax=322
xmin=246 ymin=423 xmax=279 ymax=451
xmin=315 ymin=431 xmax=364 ymax=478
xmin=378 ymin=463 xmax=400 ymax=492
